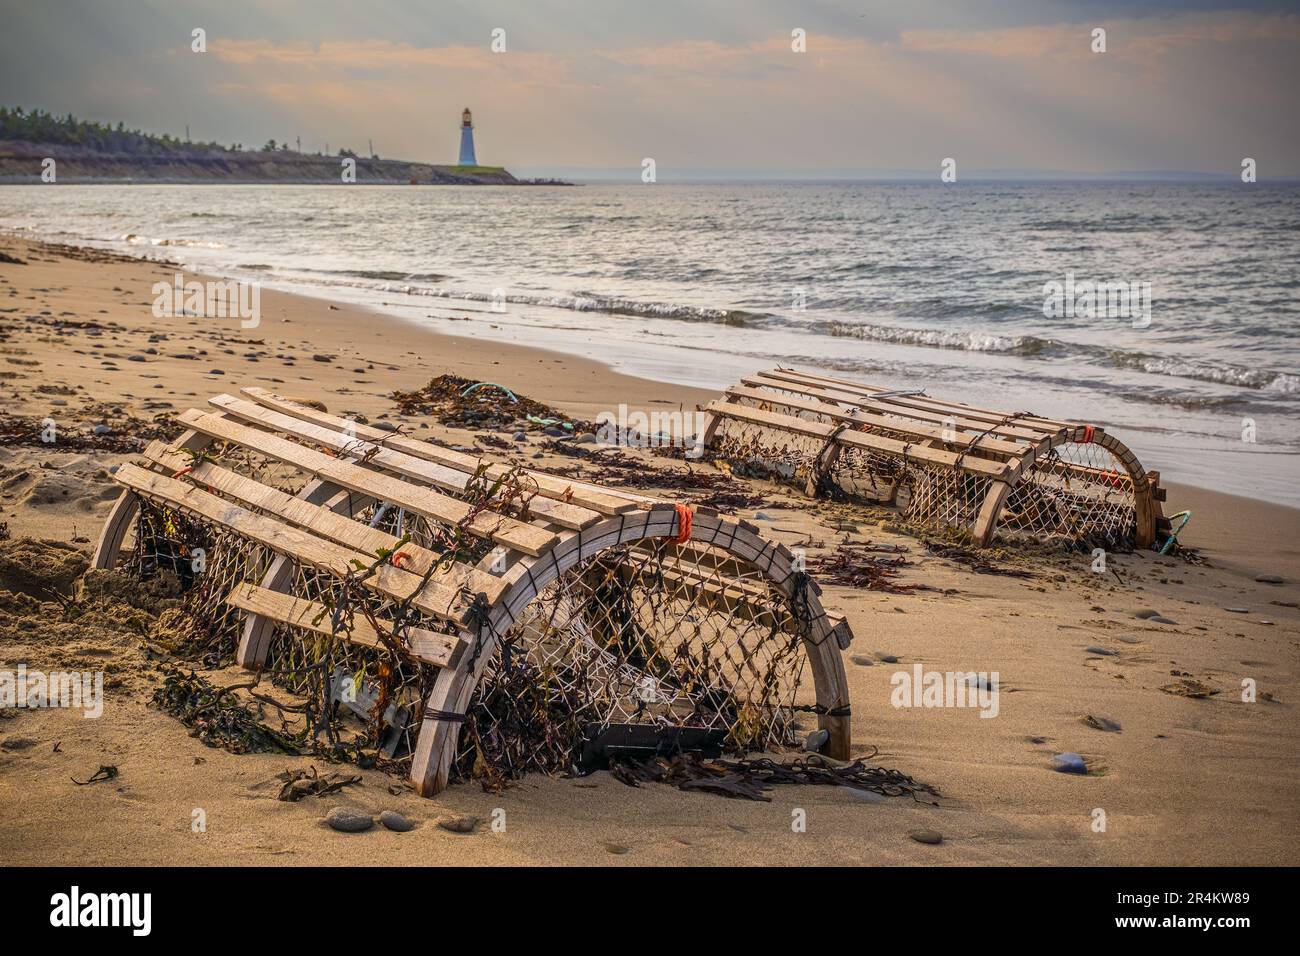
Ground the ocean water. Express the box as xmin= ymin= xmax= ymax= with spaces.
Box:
xmin=3 ymin=181 xmax=1299 ymax=507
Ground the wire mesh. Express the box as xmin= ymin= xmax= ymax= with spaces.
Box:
xmin=711 ymin=399 xmax=1138 ymax=546
xmin=124 ymin=493 xmax=817 ymax=788
xmin=998 ymin=441 xmax=1137 ymax=548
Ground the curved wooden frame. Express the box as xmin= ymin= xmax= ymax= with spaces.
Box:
xmin=702 ymin=368 xmax=1162 ymax=548
xmin=93 ymin=387 xmax=855 ymax=798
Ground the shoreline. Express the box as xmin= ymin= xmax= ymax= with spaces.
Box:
xmin=6 ymin=227 xmax=1299 ymax=512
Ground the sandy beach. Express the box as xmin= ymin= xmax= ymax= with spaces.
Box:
xmin=1 ymin=235 xmax=1297 ymax=866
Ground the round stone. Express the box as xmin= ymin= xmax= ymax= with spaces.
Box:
xmin=379 ymin=810 xmax=415 ymax=832
xmin=326 ymin=807 xmax=374 ymax=833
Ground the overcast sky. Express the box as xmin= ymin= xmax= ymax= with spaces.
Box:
xmin=2 ymin=1 xmax=1298 ymax=177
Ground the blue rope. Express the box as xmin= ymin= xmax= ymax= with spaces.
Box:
xmin=1158 ymin=510 xmax=1192 ymax=555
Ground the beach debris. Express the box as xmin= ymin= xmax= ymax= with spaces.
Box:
xmin=1255 ymin=574 xmax=1284 ymax=585
xmin=391 ymin=373 xmax=587 ymax=433
xmin=909 ymin=829 xmax=944 ymax=845
xmin=276 ymin=766 xmax=362 ymax=802
xmin=1160 ymin=678 xmax=1219 ymax=699
xmin=1080 ymin=715 xmax=1122 ymax=733
xmin=1051 ymin=752 xmax=1088 ymax=774
xmin=804 ymin=540 xmax=925 ymax=594
xmin=608 ymin=751 xmax=940 ymax=804
xmin=803 ymin=729 xmax=830 ymax=752
xmin=325 ymin=806 xmax=374 ymax=833
xmin=379 ymin=810 xmax=415 ymax=832
xmin=151 ymin=666 xmax=305 ymax=755
xmin=922 ymin=540 xmax=1035 ymax=578
xmin=71 ymin=764 xmax=119 ymax=786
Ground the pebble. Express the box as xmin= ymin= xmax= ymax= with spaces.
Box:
xmin=512 ymin=431 xmax=527 ymax=442
xmin=543 ymin=426 xmax=563 ymax=437
xmin=435 ymin=814 xmax=478 ymax=834
xmin=92 ymin=424 xmax=112 ymax=435
xmin=1149 ymin=616 xmax=1178 ymax=625
xmin=312 ymin=354 xmax=335 ymax=362
xmin=752 ymin=512 xmax=773 ymax=521
xmin=602 ymin=841 xmax=630 ymax=855
xmin=575 ymin=433 xmax=597 ymax=444
xmin=804 ymin=729 xmax=830 ymax=752
xmin=1052 ymin=752 xmax=1088 ymax=774
xmin=1084 ymin=646 xmax=1118 ymax=656
xmin=909 ymin=829 xmax=943 ymax=845
xmin=966 ymin=673 xmax=997 ymax=691
xmin=850 ymin=654 xmax=873 ymax=666
xmin=1115 ymin=635 xmax=1142 ymax=644
xmin=875 ymin=651 xmax=899 ymax=664
xmin=373 ymin=421 xmax=399 ymax=432
xmin=1224 ymin=607 xmax=1249 ymax=614
xmin=326 ymin=807 xmax=374 ymax=833
xmin=127 ymin=354 xmax=146 ymax=362
xmin=1133 ymin=609 xmax=1162 ymax=619
xmin=378 ymin=810 xmax=415 ymax=832
xmin=1255 ymin=574 xmax=1284 ymax=585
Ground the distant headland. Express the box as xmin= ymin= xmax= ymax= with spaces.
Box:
xmin=0 ymin=106 xmax=571 ymax=185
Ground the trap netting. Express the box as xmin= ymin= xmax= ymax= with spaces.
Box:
xmin=999 ymin=441 xmax=1137 ymax=549
xmin=706 ymin=373 xmax=1157 ymax=549
xmin=124 ymin=499 xmax=822 ymax=787
xmin=709 ymin=409 xmax=999 ymax=536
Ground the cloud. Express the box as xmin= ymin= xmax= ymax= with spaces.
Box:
xmin=3 ymin=6 xmax=1297 ymax=173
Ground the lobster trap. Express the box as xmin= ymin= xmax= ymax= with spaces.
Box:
xmin=93 ymin=386 xmax=853 ymax=796
xmin=702 ymin=368 xmax=1165 ymax=549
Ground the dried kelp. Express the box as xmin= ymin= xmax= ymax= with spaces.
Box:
xmin=922 ymin=539 xmax=1036 ymax=578
xmin=804 ymin=540 xmax=927 ymax=594
xmin=609 ymin=750 xmax=940 ymax=804
xmin=151 ymin=665 xmax=306 ymax=755
xmin=276 ymin=765 xmax=363 ymax=801
xmin=392 ymin=374 xmax=588 ymax=432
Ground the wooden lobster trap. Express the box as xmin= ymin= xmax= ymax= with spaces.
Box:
xmin=93 ymin=387 xmax=853 ymax=796
xmin=702 ymin=368 xmax=1165 ymax=549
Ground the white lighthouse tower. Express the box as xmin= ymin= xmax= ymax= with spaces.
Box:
xmin=458 ymin=107 xmax=477 ymax=166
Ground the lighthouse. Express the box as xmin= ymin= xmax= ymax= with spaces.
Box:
xmin=458 ymin=107 xmax=477 ymax=166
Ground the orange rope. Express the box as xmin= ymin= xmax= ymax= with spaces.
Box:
xmin=1081 ymin=425 xmax=1095 ymax=443
xmin=673 ymin=503 xmax=693 ymax=543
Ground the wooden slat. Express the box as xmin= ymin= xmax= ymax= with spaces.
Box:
xmin=754 ymin=370 xmax=1059 ymax=440
xmin=140 ymin=441 xmax=508 ymax=603
xmin=238 ymin=386 xmax=647 ymax=515
xmin=113 ymin=462 xmax=478 ymax=624
xmin=757 ymin=369 xmax=1068 ymax=436
xmin=175 ymin=408 xmax=558 ymax=557
xmin=208 ymin=394 xmax=601 ymax=532
xmin=723 ymin=383 xmax=1032 ymax=458
xmin=741 ymin=375 xmax=1054 ymax=444
xmin=226 ymin=583 xmax=462 ymax=668
xmin=706 ymin=400 xmax=1011 ymax=478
